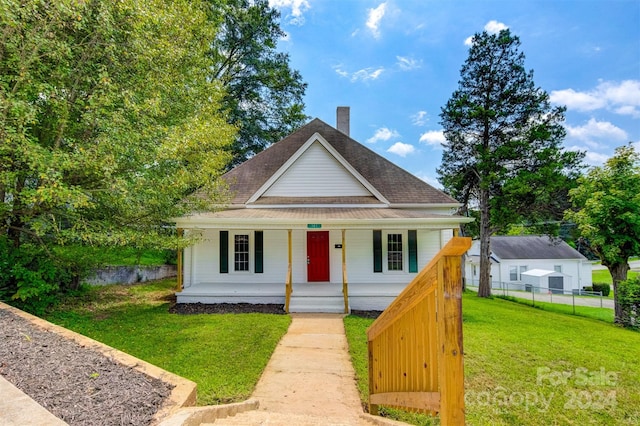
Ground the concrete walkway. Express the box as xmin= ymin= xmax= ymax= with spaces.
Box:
xmin=0 ymin=375 xmax=67 ymax=426
xmin=203 ymin=314 xmax=390 ymax=426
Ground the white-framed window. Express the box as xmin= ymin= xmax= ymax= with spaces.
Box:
xmin=234 ymin=234 xmax=250 ymax=272
xmin=510 ymin=265 xmax=528 ymax=281
xmin=387 ymin=233 xmax=403 ymax=271
xmin=472 ymin=265 xmax=477 ymax=277
xmin=509 ymin=266 xmax=518 ymax=281
xmin=554 ymin=265 xmax=562 ymax=273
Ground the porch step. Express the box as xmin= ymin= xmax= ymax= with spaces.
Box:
xmin=288 ymin=295 xmax=347 ymax=313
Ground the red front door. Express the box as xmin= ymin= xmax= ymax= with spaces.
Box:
xmin=307 ymin=231 xmax=330 ymax=282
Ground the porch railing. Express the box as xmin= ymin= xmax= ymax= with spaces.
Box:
xmin=366 ymin=237 xmax=471 ymax=425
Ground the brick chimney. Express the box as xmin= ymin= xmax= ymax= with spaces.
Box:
xmin=336 ymin=106 xmax=350 ymax=136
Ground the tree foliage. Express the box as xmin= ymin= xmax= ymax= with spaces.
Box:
xmin=210 ymin=0 xmax=308 ymax=166
xmin=565 ymin=144 xmax=640 ymax=324
xmin=0 ymin=0 xmax=235 ymax=307
xmin=438 ymin=29 xmax=584 ymax=297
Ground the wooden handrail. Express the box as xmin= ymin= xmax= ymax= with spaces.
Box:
xmin=366 ymin=236 xmax=471 ymax=425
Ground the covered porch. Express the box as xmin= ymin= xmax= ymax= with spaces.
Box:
xmin=175 ymin=208 xmax=469 ymax=313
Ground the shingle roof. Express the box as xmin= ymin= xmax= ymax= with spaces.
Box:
xmin=490 ymin=236 xmax=587 ymax=260
xmin=222 ymin=118 xmax=458 ymax=205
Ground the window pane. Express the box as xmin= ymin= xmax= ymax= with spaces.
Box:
xmin=234 ymin=234 xmax=249 ymax=271
xmin=509 ymin=266 xmax=518 ymax=281
xmin=387 ymin=233 xmax=403 ymax=271
xmin=554 ymin=265 xmax=562 ymax=273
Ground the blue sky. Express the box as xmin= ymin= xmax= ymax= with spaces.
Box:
xmin=268 ymin=0 xmax=640 ymax=187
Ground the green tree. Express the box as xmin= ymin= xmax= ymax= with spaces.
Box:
xmin=0 ymin=0 xmax=235 ymax=305
xmin=438 ymin=29 xmax=584 ymax=297
xmin=209 ymin=0 xmax=308 ymax=166
xmin=565 ymin=145 xmax=640 ymax=324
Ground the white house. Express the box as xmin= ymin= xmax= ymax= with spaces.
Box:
xmin=465 ymin=236 xmax=592 ymax=293
xmin=174 ymin=107 xmax=472 ymax=312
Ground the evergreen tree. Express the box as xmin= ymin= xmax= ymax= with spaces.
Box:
xmin=438 ymin=29 xmax=583 ymax=297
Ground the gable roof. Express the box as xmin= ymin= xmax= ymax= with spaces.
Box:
xmin=489 ymin=236 xmax=587 ymax=260
xmin=222 ymin=118 xmax=458 ymax=206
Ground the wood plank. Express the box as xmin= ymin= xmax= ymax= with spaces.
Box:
xmin=370 ymin=391 xmax=440 ymax=412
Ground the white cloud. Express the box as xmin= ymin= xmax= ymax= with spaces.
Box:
xmin=335 ymin=65 xmax=385 ymax=82
xmin=550 ymin=80 xmax=640 ymax=118
xmin=387 ymin=142 xmax=415 ymax=157
xmin=566 ymin=118 xmax=628 ymax=143
xmin=269 ymin=0 xmax=310 ymax=25
xmin=549 ymin=89 xmax=605 ymax=111
xmin=367 ymin=127 xmax=400 ymax=144
xmin=465 ymin=20 xmax=509 ymax=46
xmin=396 ymin=56 xmax=421 ymax=71
xmin=366 ymin=2 xmax=387 ymax=39
xmin=419 ymin=130 xmax=446 ymax=146
xmin=484 ymin=20 xmax=508 ymax=34
xmin=411 ymin=111 xmax=429 ymax=126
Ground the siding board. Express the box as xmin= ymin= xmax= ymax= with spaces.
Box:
xmin=264 ymin=142 xmax=372 ymax=197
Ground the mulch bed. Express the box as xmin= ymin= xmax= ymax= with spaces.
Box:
xmin=0 ymin=308 xmax=173 ymax=426
xmin=0 ymin=302 xmax=381 ymax=425
xmin=169 ymin=302 xmax=287 ymax=315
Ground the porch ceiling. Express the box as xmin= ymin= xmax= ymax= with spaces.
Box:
xmin=176 ymin=207 xmax=474 ymax=229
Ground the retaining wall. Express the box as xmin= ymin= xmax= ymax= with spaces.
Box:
xmin=85 ymin=265 xmax=177 ymax=286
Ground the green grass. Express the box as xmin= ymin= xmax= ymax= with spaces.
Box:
xmin=495 ymin=295 xmax=615 ymax=323
xmin=44 ymin=279 xmax=290 ymax=405
xmin=345 ymin=292 xmax=640 ymax=425
xmin=592 ymin=268 xmax=638 ymax=287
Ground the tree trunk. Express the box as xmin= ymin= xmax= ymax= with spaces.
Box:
xmin=608 ymin=262 xmax=630 ymax=324
xmin=478 ymin=187 xmax=492 ymax=297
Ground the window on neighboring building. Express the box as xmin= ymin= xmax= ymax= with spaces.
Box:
xmin=510 ymin=265 xmax=528 ymax=281
xmin=509 ymin=266 xmax=518 ymax=281
xmin=554 ymin=265 xmax=562 ymax=273
xmin=234 ymin=234 xmax=249 ymax=271
xmin=387 ymin=233 xmax=403 ymax=271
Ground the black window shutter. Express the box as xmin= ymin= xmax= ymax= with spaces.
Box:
xmin=255 ymin=231 xmax=264 ymax=273
xmin=373 ymin=230 xmax=382 ymax=273
xmin=220 ymin=231 xmax=228 ymax=274
xmin=408 ymin=230 xmax=418 ymax=273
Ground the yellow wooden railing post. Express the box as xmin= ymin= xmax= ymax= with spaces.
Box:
xmin=285 ymin=229 xmax=293 ymax=313
xmin=342 ymin=229 xmax=349 ymax=313
xmin=436 ymin=253 xmax=466 ymax=425
xmin=176 ymin=228 xmax=183 ymax=292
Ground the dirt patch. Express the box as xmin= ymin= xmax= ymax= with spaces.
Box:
xmin=169 ymin=302 xmax=287 ymax=315
xmin=0 ymin=308 xmax=173 ymax=426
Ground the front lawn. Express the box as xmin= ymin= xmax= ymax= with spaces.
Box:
xmin=44 ymin=279 xmax=291 ymax=405
xmin=345 ymin=292 xmax=640 ymax=425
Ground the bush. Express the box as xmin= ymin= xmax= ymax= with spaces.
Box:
xmin=0 ymin=237 xmax=97 ymax=314
xmin=591 ymin=282 xmax=611 ymax=296
xmin=617 ymin=277 xmax=640 ymax=330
